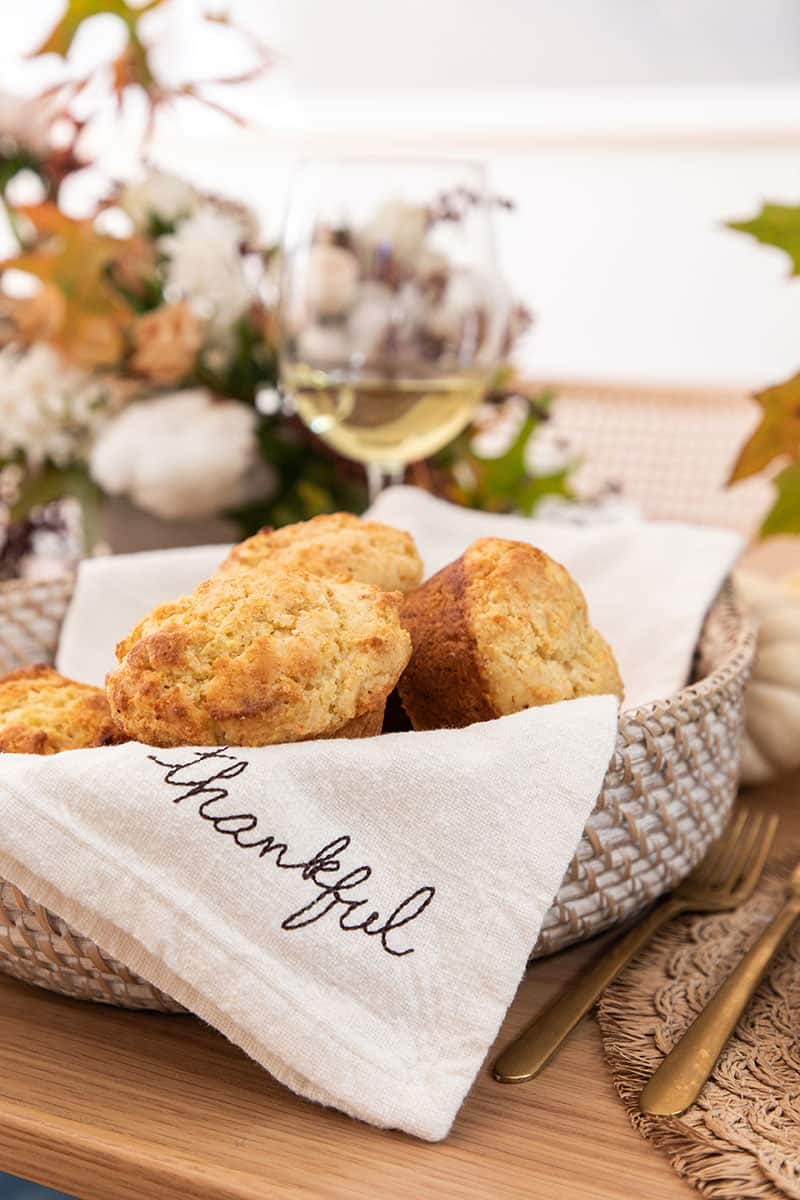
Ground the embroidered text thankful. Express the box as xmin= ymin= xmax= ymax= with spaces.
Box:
xmin=149 ymin=748 xmax=435 ymax=957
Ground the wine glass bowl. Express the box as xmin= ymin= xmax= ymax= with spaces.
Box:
xmin=278 ymin=159 xmax=510 ymax=498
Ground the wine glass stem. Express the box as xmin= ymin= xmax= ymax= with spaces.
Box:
xmin=366 ymin=463 xmax=405 ymax=504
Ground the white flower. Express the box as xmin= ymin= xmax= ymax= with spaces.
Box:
xmin=159 ymin=205 xmax=255 ymax=340
xmin=0 ymin=345 xmax=116 ymax=469
xmin=0 ymin=91 xmax=53 ymax=158
xmin=119 ymin=171 xmax=200 ymax=233
xmin=89 ymin=389 xmax=260 ymax=520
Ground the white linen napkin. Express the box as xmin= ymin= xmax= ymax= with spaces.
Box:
xmin=3 ymin=488 xmax=741 ymax=1140
xmin=0 ymin=700 xmax=616 ymax=1141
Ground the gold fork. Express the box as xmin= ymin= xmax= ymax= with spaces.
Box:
xmin=493 ymin=808 xmax=778 ymax=1084
xmin=640 ymin=858 xmax=800 ymax=1115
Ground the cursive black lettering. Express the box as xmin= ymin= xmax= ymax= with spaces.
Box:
xmin=375 ymin=886 xmax=437 ymax=957
xmin=149 ymin=750 xmax=435 ymax=957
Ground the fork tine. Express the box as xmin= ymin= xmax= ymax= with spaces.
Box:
xmin=714 ymin=810 xmax=764 ymax=893
xmin=690 ymin=809 xmax=748 ymax=889
xmin=733 ymin=812 xmax=779 ymax=899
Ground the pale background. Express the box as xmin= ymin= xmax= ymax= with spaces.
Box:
xmin=3 ymin=1 xmax=800 ymax=386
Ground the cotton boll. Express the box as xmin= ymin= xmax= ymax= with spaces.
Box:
xmin=90 ymin=390 xmax=259 ymax=520
xmin=304 ymin=244 xmax=360 ymax=318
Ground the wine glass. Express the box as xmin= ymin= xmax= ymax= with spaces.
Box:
xmin=277 ymin=159 xmax=510 ymax=501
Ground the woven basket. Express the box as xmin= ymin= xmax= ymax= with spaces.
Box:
xmin=0 ymin=572 xmax=755 ymax=1008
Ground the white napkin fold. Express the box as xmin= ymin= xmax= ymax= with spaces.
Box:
xmin=7 ymin=487 xmax=742 ymax=1140
xmin=0 ymin=700 xmax=617 ymax=1140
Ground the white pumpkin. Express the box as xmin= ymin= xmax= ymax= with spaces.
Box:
xmin=736 ymin=569 xmax=800 ymax=784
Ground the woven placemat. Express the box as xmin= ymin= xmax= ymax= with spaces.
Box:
xmin=597 ymin=863 xmax=800 ymax=1200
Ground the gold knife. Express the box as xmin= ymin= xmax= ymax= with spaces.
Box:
xmin=640 ymin=861 xmax=800 ymax=1116
xmin=493 ymin=810 xmax=778 ymax=1085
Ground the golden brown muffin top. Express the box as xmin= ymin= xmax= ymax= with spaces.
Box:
xmin=108 ymin=566 xmax=412 ymax=747
xmin=462 ymin=538 xmax=623 ymax=709
xmin=0 ymin=664 xmax=127 ymax=755
xmin=219 ymin=512 xmax=423 ymax=594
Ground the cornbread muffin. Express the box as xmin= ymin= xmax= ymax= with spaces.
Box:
xmin=219 ymin=512 xmax=423 ymax=594
xmin=398 ymin=538 xmax=624 ymax=730
xmin=0 ymin=665 xmax=127 ymax=755
xmin=107 ymin=567 xmax=412 ymax=747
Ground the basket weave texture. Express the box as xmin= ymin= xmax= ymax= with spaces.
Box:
xmin=0 ymin=572 xmax=755 ymax=1007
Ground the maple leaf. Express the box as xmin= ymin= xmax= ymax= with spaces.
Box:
xmin=727 ymin=203 xmax=800 ymax=276
xmin=760 ymin=464 xmax=800 ymax=536
xmin=27 ymin=1 xmax=270 ymax=159
xmin=1 ymin=204 xmax=135 ymax=368
xmin=29 ymin=0 xmax=165 ymax=60
xmin=110 ymin=36 xmax=158 ymax=107
xmin=729 ymin=373 xmax=800 ymax=483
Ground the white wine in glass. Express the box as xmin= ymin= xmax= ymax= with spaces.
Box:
xmin=278 ymin=159 xmax=510 ymax=500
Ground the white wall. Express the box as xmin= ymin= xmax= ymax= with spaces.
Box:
xmin=145 ymin=84 xmax=800 ymax=388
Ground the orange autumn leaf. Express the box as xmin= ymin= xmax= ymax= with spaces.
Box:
xmin=2 ymin=203 xmax=136 ymax=368
xmin=729 ymin=372 xmax=800 ymax=483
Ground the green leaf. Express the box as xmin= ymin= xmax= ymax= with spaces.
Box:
xmin=11 ymin=465 xmax=102 ymax=554
xmin=729 ymin=372 xmax=800 ymax=483
xmin=515 ymin=467 xmax=573 ymax=517
xmin=727 ymin=203 xmax=800 ymax=276
xmin=475 ymin=412 xmax=538 ymax=496
xmin=760 ymin=464 xmax=800 ymax=537
xmin=0 ymin=149 xmax=40 ymax=190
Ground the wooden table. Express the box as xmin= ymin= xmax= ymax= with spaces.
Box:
xmin=0 ymin=771 xmax=796 ymax=1200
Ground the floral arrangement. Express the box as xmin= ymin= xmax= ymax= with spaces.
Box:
xmin=0 ymin=0 xmax=568 ymax=572
xmin=727 ymin=203 xmax=800 ymax=535
xmin=1 ymin=171 xmax=278 ymax=528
